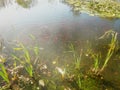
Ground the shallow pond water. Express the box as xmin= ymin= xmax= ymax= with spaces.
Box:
xmin=0 ymin=0 xmax=120 ymax=90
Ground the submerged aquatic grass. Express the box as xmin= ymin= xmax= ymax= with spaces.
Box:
xmin=13 ymin=43 xmax=33 ymax=77
xmin=68 ymin=43 xmax=82 ymax=69
xmin=89 ymin=50 xmax=101 ymax=74
xmin=99 ymin=30 xmax=118 ymax=72
xmin=67 ymin=43 xmax=84 ymax=89
xmin=0 ymin=56 xmax=9 ymax=83
xmin=88 ymin=30 xmax=118 ymax=74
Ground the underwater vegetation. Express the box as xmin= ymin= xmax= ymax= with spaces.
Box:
xmin=0 ymin=30 xmax=120 ymax=90
xmin=63 ymin=0 xmax=120 ymax=18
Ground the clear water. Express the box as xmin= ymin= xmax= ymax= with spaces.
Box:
xmin=0 ymin=0 xmax=120 ymax=89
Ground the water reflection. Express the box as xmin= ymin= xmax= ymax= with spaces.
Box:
xmin=114 ymin=19 xmax=120 ymax=32
xmin=0 ymin=0 xmax=37 ymax=9
xmin=16 ymin=0 xmax=37 ymax=8
xmin=0 ymin=0 xmax=12 ymax=8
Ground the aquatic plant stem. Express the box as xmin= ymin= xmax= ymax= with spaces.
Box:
xmin=100 ymin=31 xmax=117 ymax=73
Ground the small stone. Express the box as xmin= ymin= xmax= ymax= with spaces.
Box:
xmin=52 ymin=61 xmax=56 ymax=64
xmin=39 ymin=80 xmax=45 ymax=87
xmin=37 ymin=87 xmax=40 ymax=90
